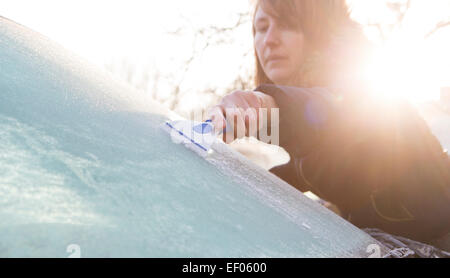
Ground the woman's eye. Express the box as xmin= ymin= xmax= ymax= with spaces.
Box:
xmin=256 ymin=25 xmax=268 ymax=33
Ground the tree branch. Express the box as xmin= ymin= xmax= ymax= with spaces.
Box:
xmin=425 ymin=20 xmax=450 ymax=39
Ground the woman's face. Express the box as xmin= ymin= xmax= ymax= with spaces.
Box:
xmin=254 ymin=5 xmax=307 ymax=86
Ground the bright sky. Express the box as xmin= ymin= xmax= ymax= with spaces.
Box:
xmin=1 ymin=1 xmax=245 ymax=62
xmin=2 ymin=0 xmax=450 ymax=108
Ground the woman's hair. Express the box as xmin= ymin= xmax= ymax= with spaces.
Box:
xmin=253 ymin=0 xmax=372 ymax=89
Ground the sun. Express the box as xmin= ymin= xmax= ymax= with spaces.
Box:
xmin=363 ymin=34 xmax=442 ymax=103
xmin=347 ymin=0 xmax=449 ymax=103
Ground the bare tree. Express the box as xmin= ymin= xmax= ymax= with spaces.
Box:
xmin=364 ymin=0 xmax=412 ymax=42
xmin=163 ymin=11 xmax=253 ymax=111
xmin=425 ymin=20 xmax=450 ymax=39
xmin=364 ymin=0 xmax=450 ymax=42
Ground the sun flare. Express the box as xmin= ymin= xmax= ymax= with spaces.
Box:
xmin=364 ymin=37 xmax=442 ymax=103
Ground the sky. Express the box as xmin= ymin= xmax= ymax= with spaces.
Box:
xmin=1 ymin=1 xmax=245 ymax=63
xmin=1 ymin=0 xmax=450 ymax=109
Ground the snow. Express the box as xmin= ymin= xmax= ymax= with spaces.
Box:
xmin=0 ymin=17 xmax=385 ymax=257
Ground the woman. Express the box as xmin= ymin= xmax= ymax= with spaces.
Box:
xmin=208 ymin=0 xmax=450 ymax=248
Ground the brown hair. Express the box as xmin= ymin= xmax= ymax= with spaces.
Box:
xmin=253 ymin=0 xmax=371 ymax=89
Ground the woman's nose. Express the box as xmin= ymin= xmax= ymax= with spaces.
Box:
xmin=264 ymin=26 xmax=281 ymax=47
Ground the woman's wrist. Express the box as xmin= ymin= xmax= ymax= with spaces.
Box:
xmin=252 ymin=91 xmax=278 ymax=140
xmin=254 ymin=91 xmax=277 ymax=109
xmin=253 ymin=91 xmax=278 ymax=120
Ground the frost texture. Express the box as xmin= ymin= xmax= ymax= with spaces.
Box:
xmin=0 ymin=18 xmax=384 ymax=258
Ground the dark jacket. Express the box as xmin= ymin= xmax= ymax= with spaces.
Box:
xmin=255 ymin=84 xmax=450 ymax=243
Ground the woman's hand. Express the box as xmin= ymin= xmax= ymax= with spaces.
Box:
xmin=207 ymin=90 xmax=278 ymax=143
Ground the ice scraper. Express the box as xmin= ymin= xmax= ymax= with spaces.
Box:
xmin=162 ymin=119 xmax=223 ymax=157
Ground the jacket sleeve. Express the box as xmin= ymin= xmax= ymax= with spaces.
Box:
xmin=254 ymin=84 xmax=342 ymax=192
xmin=254 ymin=84 xmax=340 ymax=157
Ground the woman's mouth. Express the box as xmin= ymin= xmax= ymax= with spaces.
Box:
xmin=266 ymin=55 xmax=287 ymax=65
